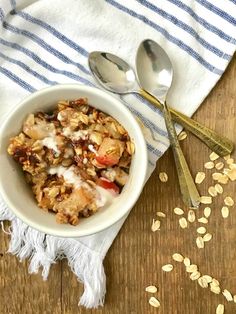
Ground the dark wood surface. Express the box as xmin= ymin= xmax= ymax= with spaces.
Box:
xmin=0 ymin=56 xmax=235 ymax=314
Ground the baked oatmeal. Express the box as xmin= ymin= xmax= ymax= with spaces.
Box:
xmin=7 ymin=98 xmax=134 ymax=225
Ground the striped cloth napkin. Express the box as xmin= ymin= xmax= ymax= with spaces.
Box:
xmin=0 ymin=0 xmax=235 ymax=308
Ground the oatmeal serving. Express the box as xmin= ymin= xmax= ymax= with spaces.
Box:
xmin=7 ymin=98 xmax=134 ymax=225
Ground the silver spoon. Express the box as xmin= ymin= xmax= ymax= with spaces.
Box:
xmin=136 ymin=39 xmax=199 ymax=208
xmin=88 ymin=51 xmax=233 ymax=157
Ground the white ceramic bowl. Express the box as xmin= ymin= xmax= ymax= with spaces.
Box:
xmin=0 ymin=84 xmax=148 ymax=238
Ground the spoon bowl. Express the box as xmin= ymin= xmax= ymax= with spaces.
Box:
xmin=136 ymin=39 xmax=173 ymax=104
xmin=89 ymin=51 xmax=139 ymax=94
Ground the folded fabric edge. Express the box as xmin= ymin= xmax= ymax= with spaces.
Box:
xmin=0 ymin=197 xmax=106 ymax=309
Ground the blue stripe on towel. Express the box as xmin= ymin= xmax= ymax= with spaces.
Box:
xmin=0 ymin=66 xmax=35 ymax=92
xmin=196 ymin=0 xmax=236 ymax=26
xmin=0 ymin=38 xmax=93 ymax=86
xmin=10 ymin=9 xmax=89 ymax=57
xmin=166 ymin=0 xmax=236 ymax=44
xmin=3 ymin=21 xmax=90 ymax=75
xmin=137 ymin=0 xmax=231 ymax=59
xmin=105 ymin=0 xmax=223 ymax=75
xmin=0 ymin=51 xmax=58 ymax=86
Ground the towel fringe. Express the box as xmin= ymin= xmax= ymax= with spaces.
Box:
xmin=0 ymin=203 xmax=106 ymax=308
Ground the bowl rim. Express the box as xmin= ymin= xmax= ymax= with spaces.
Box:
xmin=0 ymin=84 xmax=148 ymax=237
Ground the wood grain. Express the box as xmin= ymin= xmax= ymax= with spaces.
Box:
xmin=0 ymin=56 xmax=235 ymax=314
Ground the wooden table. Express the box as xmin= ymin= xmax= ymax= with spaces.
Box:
xmin=0 ymin=56 xmax=235 ymax=314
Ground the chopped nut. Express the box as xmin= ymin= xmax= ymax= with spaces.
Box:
xmin=195 ymin=172 xmax=206 ymax=184
xmin=203 ymin=233 xmax=212 ymax=242
xmin=178 ymin=131 xmax=187 ymax=141
xmin=172 ymin=253 xmax=184 ymax=262
xmin=215 ymin=162 xmax=224 ymax=170
xmin=215 ymin=184 xmax=223 ymax=194
xmin=224 ymin=196 xmax=234 ymax=207
xmin=222 ymin=289 xmax=233 ymax=302
xmin=225 ymin=168 xmax=236 ymax=181
xmin=151 ymin=219 xmax=161 ymax=232
xmin=216 ymin=304 xmax=224 ymax=314
xmin=156 ymin=211 xmax=166 ymax=218
xmin=204 ymin=161 xmax=215 ymax=169
xmin=145 ymin=285 xmax=158 ymax=293
xmin=126 ymin=141 xmax=135 ymax=155
xmin=174 ymin=207 xmax=184 ymax=215
xmin=188 ymin=210 xmax=196 ymax=223
xmin=221 ymin=206 xmax=229 ymax=218
xmin=198 ymin=217 xmax=208 ymax=224
xmin=179 ymin=217 xmax=188 ymax=229
xmin=224 ymin=154 xmax=231 ymax=160
xmin=204 ymin=207 xmax=211 ymax=218
xmin=159 ymin=172 xmax=168 ymax=182
xmin=209 ymin=152 xmax=219 ymax=161
xmin=162 ymin=264 xmax=173 ymax=272
xmin=196 ymin=237 xmax=204 ymax=248
xmin=149 ymin=296 xmax=160 ymax=308
xmin=200 ymin=196 xmax=212 ymax=204
xmin=197 ymin=227 xmax=207 ymax=234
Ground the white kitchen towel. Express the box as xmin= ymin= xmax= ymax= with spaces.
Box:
xmin=0 ymin=0 xmax=235 ymax=308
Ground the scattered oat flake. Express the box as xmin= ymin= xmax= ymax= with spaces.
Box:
xmin=204 ymin=161 xmax=215 ymax=169
xmin=210 ymin=283 xmax=221 ymax=294
xmin=172 ymin=253 xmax=184 ymax=262
xmin=216 ymin=304 xmax=224 ymax=314
xmin=156 ymin=211 xmax=166 ymax=218
xmin=222 ymin=289 xmax=233 ymax=302
xmin=198 ymin=276 xmax=208 ymax=288
xmin=186 ymin=264 xmax=198 ymax=273
xmin=224 ymin=196 xmax=234 ymax=207
xmin=230 ymin=163 xmax=236 ymax=169
xmin=162 ymin=264 xmax=173 ymax=272
xmin=208 ymin=186 xmax=217 ymax=197
xmin=159 ymin=172 xmax=168 ymax=182
xmin=226 ymin=168 xmax=236 ymax=181
xmin=224 ymin=154 xmax=231 ymax=160
xmin=212 ymin=279 xmax=220 ymax=286
xmin=145 ymin=285 xmax=158 ymax=293
xmin=200 ymin=196 xmax=212 ymax=204
xmin=196 ymin=236 xmax=204 ymax=248
xmin=204 ymin=207 xmax=211 ymax=218
xmin=210 ymin=152 xmax=220 ymax=161
xmin=195 ymin=172 xmax=206 ymax=184
xmin=226 ymin=158 xmax=234 ymax=165
xmin=151 ymin=219 xmax=161 ymax=232
xmin=179 ymin=217 xmax=188 ymax=229
xmin=190 ymin=271 xmax=201 ymax=281
xmin=188 ymin=210 xmax=196 ymax=223
xmin=203 ymin=233 xmax=212 ymax=242
xmin=174 ymin=207 xmax=184 ymax=215
xmin=198 ymin=217 xmax=208 ymax=224
xmin=215 ymin=162 xmax=224 ymax=170
xmin=197 ymin=227 xmax=207 ymax=234
xmin=234 ymin=295 xmax=236 ymax=303
xmin=184 ymin=257 xmax=191 ymax=267
xmin=221 ymin=206 xmax=229 ymax=218
xmin=215 ymin=184 xmax=223 ymax=194
xmin=202 ymin=275 xmax=212 ymax=283
xmin=178 ymin=131 xmax=187 ymax=141
xmin=212 ymin=172 xmax=222 ymax=181
xmin=218 ymin=174 xmax=229 ymax=184
xmin=149 ymin=296 xmax=160 ymax=308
